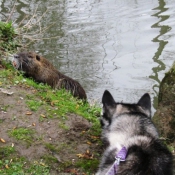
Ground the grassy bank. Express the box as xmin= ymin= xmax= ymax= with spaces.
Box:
xmin=0 ymin=62 xmax=102 ymax=174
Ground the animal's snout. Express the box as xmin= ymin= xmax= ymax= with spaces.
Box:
xmin=12 ymin=55 xmax=19 ymax=68
xmin=14 ymin=55 xmax=19 ymax=59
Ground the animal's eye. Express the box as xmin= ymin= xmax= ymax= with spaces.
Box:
xmin=28 ymin=55 xmax=33 ymax=59
xmin=14 ymin=55 xmax=19 ymax=59
xmin=36 ymin=55 xmax=40 ymax=61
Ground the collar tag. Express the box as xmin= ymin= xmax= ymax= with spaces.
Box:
xmin=115 ymin=157 xmax=121 ymax=165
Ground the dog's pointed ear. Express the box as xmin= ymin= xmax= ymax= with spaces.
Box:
xmin=137 ymin=93 xmax=151 ymax=112
xmin=102 ymin=90 xmax=116 ymax=119
xmin=102 ymin=90 xmax=115 ymax=106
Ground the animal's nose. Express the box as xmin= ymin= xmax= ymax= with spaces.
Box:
xmin=14 ymin=55 xmax=19 ymax=59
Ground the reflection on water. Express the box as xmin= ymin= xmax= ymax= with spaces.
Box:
xmin=150 ymin=0 xmax=171 ymax=109
xmin=0 ymin=0 xmax=175 ymax=106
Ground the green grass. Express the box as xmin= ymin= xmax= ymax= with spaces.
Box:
xmin=0 ymin=105 xmax=9 ymax=112
xmin=0 ymin=146 xmax=50 ymax=175
xmin=8 ymin=127 xmax=34 ymax=142
xmin=44 ymin=143 xmax=58 ymax=152
xmin=26 ymin=97 xmax=43 ymax=111
xmin=75 ymin=159 xmax=99 ymax=174
xmin=58 ymin=122 xmax=69 ymax=130
xmin=0 ymin=146 xmax=15 ymax=159
xmin=41 ymin=155 xmax=58 ymax=164
xmin=0 ymin=157 xmax=50 ymax=175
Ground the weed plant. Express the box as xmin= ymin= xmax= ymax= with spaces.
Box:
xmin=0 ymin=21 xmax=19 ymax=56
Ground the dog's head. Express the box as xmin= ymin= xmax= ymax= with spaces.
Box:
xmin=101 ymin=90 xmax=151 ymax=127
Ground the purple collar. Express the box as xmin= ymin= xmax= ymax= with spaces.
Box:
xmin=106 ymin=146 xmax=127 ymax=175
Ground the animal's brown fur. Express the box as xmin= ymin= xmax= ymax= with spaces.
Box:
xmin=12 ymin=52 xmax=87 ymax=100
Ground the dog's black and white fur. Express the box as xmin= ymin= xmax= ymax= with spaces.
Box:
xmin=96 ymin=90 xmax=173 ymax=175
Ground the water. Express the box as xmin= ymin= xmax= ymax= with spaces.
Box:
xmin=0 ymin=0 xmax=175 ymax=109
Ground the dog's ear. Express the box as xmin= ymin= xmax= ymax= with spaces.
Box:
xmin=137 ymin=93 xmax=151 ymax=116
xmin=102 ymin=90 xmax=116 ymax=118
xmin=102 ymin=90 xmax=115 ymax=106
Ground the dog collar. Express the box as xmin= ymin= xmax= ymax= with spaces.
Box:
xmin=106 ymin=146 xmax=127 ymax=175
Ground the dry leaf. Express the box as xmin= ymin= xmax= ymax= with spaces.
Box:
xmin=65 ymin=169 xmax=78 ymax=174
xmin=76 ymin=153 xmax=84 ymax=158
xmin=0 ymin=138 xmax=5 ymax=143
xmin=76 ymin=150 xmax=93 ymax=159
xmin=87 ymin=141 xmax=91 ymax=145
xmin=32 ymin=90 xmax=36 ymax=93
xmin=26 ymin=111 xmax=32 ymax=115
xmin=50 ymin=100 xmax=59 ymax=107
xmin=91 ymin=135 xmax=100 ymax=140
xmin=40 ymin=162 xmax=45 ymax=166
xmin=50 ymin=101 xmax=54 ymax=107
xmin=40 ymin=114 xmax=46 ymax=118
xmin=5 ymin=164 xmax=9 ymax=169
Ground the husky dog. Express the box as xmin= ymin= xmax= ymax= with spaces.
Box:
xmin=96 ymin=90 xmax=173 ymax=175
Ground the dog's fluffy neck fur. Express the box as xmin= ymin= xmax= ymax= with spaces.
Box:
xmin=104 ymin=113 xmax=158 ymax=155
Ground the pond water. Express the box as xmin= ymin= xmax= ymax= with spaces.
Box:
xmin=0 ymin=0 xmax=175 ymax=109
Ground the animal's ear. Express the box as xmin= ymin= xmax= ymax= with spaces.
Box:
xmin=102 ymin=90 xmax=115 ymax=106
xmin=137 ymin=93 xmax=151 ymax=112
xmin=36 ymin=55 xmax=40 ymax=61
xmin=102 ymin=90 xmax=116 ymax=118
